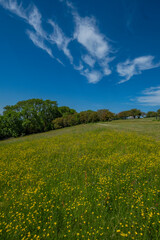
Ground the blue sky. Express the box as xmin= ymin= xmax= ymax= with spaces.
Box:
xmin=0 ymin=0 xmax=160 ymax=113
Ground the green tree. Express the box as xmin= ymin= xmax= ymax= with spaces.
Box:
xmin=0 ymin=115 xmax=7 ymax=139
xmin=65 ymin=114 xmax=80 ymax=126
xmin=88 ymin=112 xmax=99 ymax=123
xmin=117 ymin=111 xmax=130 ymax=119
xmin=146 ymin=111 xmax=157 ymax=118
xmin=129 ymin=109 xmax=142 ymax=119
xmin=52 ymin=117 xmax=64 ymax=129
xmin=97 ymin=109 xmax=114 ymax=121
xmin=2 ymin=111 xmax=23 ymax=137
xmin=157 ymin=109 xmax=160 ymax=120
xmin=58 ymin=106 xmax=76 ymax=117
xmin=3 ymin=99 xmax=61 ymax=135
xmin=79 ymin=111 xmax=91 ymax=123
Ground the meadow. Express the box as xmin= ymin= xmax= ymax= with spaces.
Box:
xmin=0 ymin=119 xmax=160 ymax=239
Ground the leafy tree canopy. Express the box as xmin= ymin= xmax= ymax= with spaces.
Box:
xmin=2 ymin=99 xmax=61 ymax=137
xmin=58 ymin=106 xmax=76 ymax=117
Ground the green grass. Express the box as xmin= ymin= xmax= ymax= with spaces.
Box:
xmin=0 ymin=119 xmax=160 ymax=239
xmin=97 ymin=118 xmax=160 ymax=141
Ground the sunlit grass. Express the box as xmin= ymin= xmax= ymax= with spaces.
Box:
xmin=0 ymin=121 xmax=160 ymax=239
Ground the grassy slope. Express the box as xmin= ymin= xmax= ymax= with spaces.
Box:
xmin=0 ymin=119 xmax=160 ymax=239
xmin=97 ymin=118 xmax=160 ymax=141
xmin=1 ymin=118 xmax=160 ymax=146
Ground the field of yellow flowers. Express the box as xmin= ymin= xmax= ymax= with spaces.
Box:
xmin=0 ymin=123 xmax=160 ymax=239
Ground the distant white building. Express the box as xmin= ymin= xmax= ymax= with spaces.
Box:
xmin=127 ymin=116 xmax=134 ymax=119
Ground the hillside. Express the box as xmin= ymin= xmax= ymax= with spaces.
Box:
xmin=0 ymin=119 xmax=160 ymax=239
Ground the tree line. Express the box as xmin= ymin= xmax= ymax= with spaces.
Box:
xmin=0 ymin=99 xmax=160 ymax=139
xmin=117 ymin=109 xmax=160 ymax=119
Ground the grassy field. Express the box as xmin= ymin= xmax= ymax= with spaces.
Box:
xmin=0 ymin=119 xmax=160 ymax=239
xmin=97 ymin=118 xmax=160 ymax=141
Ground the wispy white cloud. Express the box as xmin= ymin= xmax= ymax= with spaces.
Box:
xmin=81 ymin=69 xmax=102 ymax=84
xmin=27 ymin=5 xmax=45 ymax=37
xmin=0 ymin=0 xmax=75 ymax=65
xmin=2 ymin=0 xmax=160 ymax=86
xmin=73 ymin=63 xmax=84 ymax=71
xmin=26 ymin=30 xmax=53 ymax=57
xmin=117 ymin=56 xmax=160 ymax=84
xmin=0 ymin=0 xmax=54 ymax=58
xmin=136 ymin=86 xmax=160 ymax=106
xmin=100 ymin=57 xmax=114 ymax=76
xmin=64 ymin=1 xmax=113 ymax=83
xmin=0 ymin=0 xmax=73 ymax=64
xmin=0 ymin=0 xmax=114 ymax=83
xmin=0 ymin=0 xmax=122 ymax=84
xmin=103 ymin=67 xmax=112 ymax=76
xmin=0 ymin=1 xmax=46 ymax=40
xmin=82 ymin=54 xmax=95 ymax=67
xmin=48 ymin=20 xmax=73 ymax=63
xmin=74 ymin=16 xmax=110 ymax=60
xmin=0 ymin=0 xmax=26 ymax=19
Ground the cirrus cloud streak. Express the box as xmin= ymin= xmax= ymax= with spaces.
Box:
xmin=117 ymin=56 xmax=160 ymax=84
xmin=136 ymin=86 xmax=160 ymax=106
